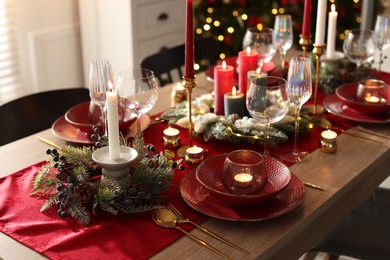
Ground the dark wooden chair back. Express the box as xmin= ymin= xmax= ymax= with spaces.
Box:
xmin=140 ymin=36 xmax=218 ymax=86
xmin=0 ymin=88 xmax=90 ymax=146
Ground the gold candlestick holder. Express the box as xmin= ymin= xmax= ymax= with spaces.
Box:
xmin=307 ymin=44 xmax=325 ymax=115
xmin=177 ymin=76 xmax=197 ymax=157
xmin=299 ymin=35 xmax=312 ymax=57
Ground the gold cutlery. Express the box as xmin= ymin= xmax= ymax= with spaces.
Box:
xmin=303 ymin=182 xmax=324 ymax=191
xmin=36 ymin=136 xmax=62 ymax=150
xmin=165 ymin=204 xmax=249 ymax=255
xmin=153 ymin=208 xmax=232 ymax=260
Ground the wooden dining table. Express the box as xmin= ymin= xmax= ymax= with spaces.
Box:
xmin=1 ymin=71 xmax=389 ymax=260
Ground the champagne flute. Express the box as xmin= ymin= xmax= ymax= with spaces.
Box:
xmin=374 ymin=14 xmax=390 ymax=71
xmin=273 ymin=14 xmax=293 ymax=68
xmin=343 ymin=29 xmax=376 ymax=81
xmin=117 ymin=68 xmax=159 ymax=135
xmin=281 ymin=57 xmax=312 ymax=163
xmin=89 ymin=59 xmax=115 ymax=136
xmin=242 ymin=27 xmax=276 ymax=72
xmin=246 ymin=76 xmax=289 ymax=157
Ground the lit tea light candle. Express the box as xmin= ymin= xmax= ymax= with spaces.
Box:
xmin=320 ymin=129 xmax=337 ymax=153
xmin=185 ymin=145 xmax=204 ymax=164
xmin=234 ymin=173 xmax=253 ymax=188
xmin=163 ymin=127 xmax=181 ymax=148
xmin=364 ymin=95 xmax=381 ymax=104
xmin=224 ymin=86 xmax=247 ymax=117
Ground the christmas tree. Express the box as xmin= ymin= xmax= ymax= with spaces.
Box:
xmin=194 ymin=0 xmax=380 ymax=59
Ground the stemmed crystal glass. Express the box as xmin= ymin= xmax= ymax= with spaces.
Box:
xmin=242 ymin=27 xmax=276 ymax=72
xmin=281 ymin=57 xmax=312 ymax=163
xmin=343 ymin=29 xmax=376 ymax=80
xmin=117 ymin=68 xmax=159 ymax=135
xmin=89 ymin=59 xmax=115 ymax=136
xmin=374 ymin=14 xmax=390 ymax=71
xmin=246 ymin=76 xmax=290 ymax=157
xmin=273 ymin=14 xmax=293 ymax=68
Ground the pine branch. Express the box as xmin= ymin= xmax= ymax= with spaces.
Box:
xmin=68 ymin=201 xmax=91 ymax=226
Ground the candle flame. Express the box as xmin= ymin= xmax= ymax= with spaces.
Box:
xmin=232 ymin=86 xmax=237 ymax=95
xmin=256 ymin=67 xmax=261 ymax=74
xmin=222 ymin=60 xmax=227 ymax=69
xmin=331 ymin=4 xmax=335 ymax=12
xmin=246 ymin=46 xmax=251 ymax=55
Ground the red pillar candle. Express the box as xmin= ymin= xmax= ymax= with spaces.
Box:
xmin=184 ymin=0 xmax=195 ymax=78
xmin=238 ymin=47 xmax=258 ymax=94
xmin=214 ymin=61 xmax=234 ymax=115
xmin=302 ymin=0 xmax=312 ymax=37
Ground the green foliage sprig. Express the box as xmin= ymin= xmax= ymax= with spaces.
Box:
xmin=30 ymin=135 xmax=181 ymax=225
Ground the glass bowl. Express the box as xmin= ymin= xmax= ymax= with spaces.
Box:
xmin=336 ymin=82 xmax=390 ymax=115
xmin=196 ymin=154 xmax=291 ymax=205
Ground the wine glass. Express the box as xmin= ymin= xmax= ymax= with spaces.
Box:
xmin=281 ymin=57 xmax=312 ymax=163
xmin=273 ymin=14 xmax=293 ymax=68
xmin=374 ymin=14 xmax=390 ymax=71
xmin=242 ymin=27 xmax=276 ymax=72
xmin=116 ymin=68 xmax=159 ymax=135
xmin=246 ymin=76 xmax=290 ymax=157
xmin=89 ymin=59 xmax=115 ymax=136
xmin=343 ymin=28 xmax=376 ymax=81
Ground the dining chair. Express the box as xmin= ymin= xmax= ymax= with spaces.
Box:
xmin=0 ymin=88 xmax=90 ymax=146
xmin=304 ymin=187 xmax=390 ymax=260
xmin=140 ymin=36 xmax=218 ymax=86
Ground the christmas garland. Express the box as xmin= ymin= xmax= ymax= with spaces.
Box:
xmin=30 ymin=134 xmax=183 ymax=225
xmin=161 ymin=94 xmax=317 ymax=146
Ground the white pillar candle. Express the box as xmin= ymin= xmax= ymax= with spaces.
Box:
xmin=326 ymin=4 xmax=338 ymax=59
xmin=107 ymin=89 xmax=120 ymax=160
xmin=360 ymin=0 xmax=374 ymax=31
xmin=315 ymin=0 xmax=327 ymax=46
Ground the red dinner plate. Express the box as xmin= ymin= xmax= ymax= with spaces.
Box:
xmin=180 ymin=169 xmax=304 ymax=221
xmin=205 ymin=56 xmax=277 ymax=85
xmin=52 ymin=114 xmax=151 ymax=144
xmin=323 ymin=94 xmax=390 ymax=123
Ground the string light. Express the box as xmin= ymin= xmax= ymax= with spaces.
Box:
xmin=206 ymin=17 xmax=212 ymax=23
xmin=203 ymin=24 xmax=211 ymax=31
xmin=227 ymin=27 xmax=234 ymax=33
xmin=279 ymin=8 xmax=285 ymax=14
xmin=219 ymin=53 xmax=226 ymax=60
xmin=214 ymin=20 xmax=220 ymax=27
xmin=232 ymin=10 xmax=238 ymax=17
xmin=356 ymin=17 xmax=362 ymax=23
xmin=241 ymin=14 xmax=248 ymax=20
xmin=217 ymin=35 xmax=224 ymax=41
xmin=256 ymin=24 xmax=263 ymax=31
xmin=196 ymin=28 xmax=202 ymax=34
xmin=207 ymin=7 xmax=213 ymax=13
xmin=339 ymin=33 xmax=346 ymax=40
xmin=271 ymin=8 xmax=278 ymax=15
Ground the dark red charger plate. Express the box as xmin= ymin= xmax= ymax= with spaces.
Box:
xmin=180 ymin=170 xmax=305 ymax=221
xmin=323 ymin=94 xmax=390 ymax=124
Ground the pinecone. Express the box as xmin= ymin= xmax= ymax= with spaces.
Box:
xmin=57 ymin=162 xmax=75 ymax=175
xmin=73 ymin=182 xmax=96 ymax=204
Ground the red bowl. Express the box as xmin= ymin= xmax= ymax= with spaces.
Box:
xmin=196 ymin=154 xmax=291 ymax=205
xmin=335 ymin=83 xmax=390 ymax=115
xmin=65 ymin=101 xmax=135 ymax=135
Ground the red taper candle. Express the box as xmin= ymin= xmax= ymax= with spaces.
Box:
xmin=302 ymin=0 xmax=312 ymax=37
xmin=214 ymin=61 xmax=234 ymax=115
xmin=184 ymin=0 xmax=195 ymax=78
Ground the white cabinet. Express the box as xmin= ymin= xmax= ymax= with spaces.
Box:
xmin=78 ymin=0 xmax=185 ymax=85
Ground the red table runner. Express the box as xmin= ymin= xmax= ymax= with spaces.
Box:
xmin=0 ymin=89 xmax=353 ymax=260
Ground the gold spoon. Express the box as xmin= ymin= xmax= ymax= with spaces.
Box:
xmin=153 ymin=208 xmax=232 ymax=260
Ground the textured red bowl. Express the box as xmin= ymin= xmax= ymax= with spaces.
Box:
xmin=336 ymin=83 xmax=390 ymax=115
xmin=195 ymin=154 xmax=291 ymax=205
xmin=65 ymin=101 xmax=135 ymax=135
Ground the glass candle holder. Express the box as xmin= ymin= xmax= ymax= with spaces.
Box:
xmin=185 ymin=146 xmax=204 ymax=164
xmin=319 ymin=130 xmax=338 ymax=154
xmin=356 ymin=79 xmax=388 ymax=104
xmin=162 ymin=127 xmax=180 ymax=148
xmin=221 ymin=150 xmax=266 ymax=195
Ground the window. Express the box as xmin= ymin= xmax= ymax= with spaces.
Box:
xmin=0 ymin=0 xmax=22 ymax=105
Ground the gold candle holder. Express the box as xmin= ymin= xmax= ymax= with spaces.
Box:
xmin=307 ymin=44 xmax=326 ymax=115
xmin=299 ymin=34 xmax=312 ymax=57
xmin=319 ymin=130 xmax=338 ymax=154
xmin=185 ymin=145 xmax=204 ymax=164
xmin=177 ymin=76 xmax=198 ymax=157
xmin=163 ymin=127 xmax=181 ymax=148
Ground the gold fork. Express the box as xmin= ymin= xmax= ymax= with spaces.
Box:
xmin=165 ymin=204 xmax=249 ymax=255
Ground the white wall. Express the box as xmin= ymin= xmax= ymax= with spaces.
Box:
xmin=12 ymin=0 xmax=83 ymax=99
